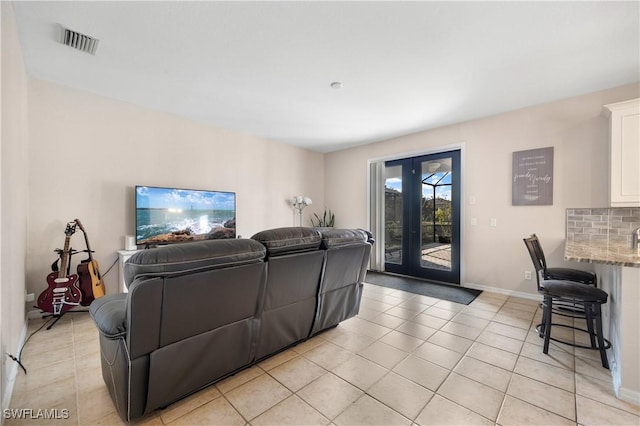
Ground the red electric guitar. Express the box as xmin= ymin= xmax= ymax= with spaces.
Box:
xmin=37 ymin=222 xmax=82 ymax=315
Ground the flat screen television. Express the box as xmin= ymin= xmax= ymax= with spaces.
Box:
xmin=135 ymin=185 xmax=236 ymax=246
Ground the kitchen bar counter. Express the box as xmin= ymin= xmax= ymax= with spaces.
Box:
xmin=564 ymin=239 xmax=640 ymax=405
xmin=564 ymin=208 xmax=640 ymax=404
xmin=564 ymin=241 xmax=640 ymax=268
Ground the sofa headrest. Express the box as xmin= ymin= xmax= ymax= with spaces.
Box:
xmin=251 ymin=227 xmax=322 ymax=256
xmin=318 ymin=228 xmax=370 ymax=249
xmin=124 ymin=239 xmax=266 ymax=284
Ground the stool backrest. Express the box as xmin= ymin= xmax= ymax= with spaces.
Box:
xmin=523 ymin=234 xmax=546 ymax=291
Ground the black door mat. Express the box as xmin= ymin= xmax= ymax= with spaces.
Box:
xmin=364 ymin=271 xmax=482 ymax=305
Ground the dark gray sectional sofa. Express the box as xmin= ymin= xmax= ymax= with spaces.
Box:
xmin=89 ymin=227 xmax=373 ymax=421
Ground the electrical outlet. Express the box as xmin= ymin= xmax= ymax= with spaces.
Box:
xmin=490 ymin=218 xmax=497 ymax=227
xmin=25 ymin=293 xmax=35 ymax=302
xmin=524 ymin=271 xmax=532 ymax=280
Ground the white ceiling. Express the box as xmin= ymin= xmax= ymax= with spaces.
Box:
xmin=12 ymin=1 xmax=640 ymax=153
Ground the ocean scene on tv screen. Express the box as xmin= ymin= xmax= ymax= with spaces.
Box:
xmin=136 ymin=186 xmax=236 ymax=244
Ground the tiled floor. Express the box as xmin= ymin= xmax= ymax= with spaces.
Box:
xmin=8 ymin=283 xmax=640 ymax=425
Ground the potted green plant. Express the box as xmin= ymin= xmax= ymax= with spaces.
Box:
xmin=310 ymin=209 xmax=335 ymax=228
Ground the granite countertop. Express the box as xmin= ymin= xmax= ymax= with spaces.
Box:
xmin=565 ymin=240 xmax=640 ymax=268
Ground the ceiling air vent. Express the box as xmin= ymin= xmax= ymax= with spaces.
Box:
xmin=60 ymin=26 xmax=99 ymax=55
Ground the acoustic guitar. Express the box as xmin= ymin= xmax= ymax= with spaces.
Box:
xmin=75 ymin=218 xmax=106 ymax=304
xmin=37 ymin=222 xmax=82 ymax=315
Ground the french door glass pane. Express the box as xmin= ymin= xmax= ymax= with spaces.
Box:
xmin=385 ymin=165 xmax=403 ymax=265
xmin=382 ymin=150 xmax=460 ymax=284
xmin=420 ymin=158 xmax=452 ymax=271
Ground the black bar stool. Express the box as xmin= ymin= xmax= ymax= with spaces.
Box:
xmin=523 ymin=235 xmax=596 ymax=316
xmin=524 ymin=234 xmax=597 ymax=287
xmin=539 ymin=279 xmax=610 ymax=369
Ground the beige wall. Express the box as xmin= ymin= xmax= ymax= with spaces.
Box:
xmin=26 ymin=79 xmax=325 ymax=298
xmin=1 ymin=1 xmax=29 ymax=411
xmin=325 ymin=83 xmax=640 ymax=296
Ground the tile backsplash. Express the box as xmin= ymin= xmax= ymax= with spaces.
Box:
xmin=567 ymin=208 xmax=640 ymax=246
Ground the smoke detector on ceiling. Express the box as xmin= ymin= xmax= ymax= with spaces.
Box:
xmin=59 ymin=25 xmax=99 ymax=55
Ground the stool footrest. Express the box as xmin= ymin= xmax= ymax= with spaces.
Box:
xmin=536 ymin=322 xmax=611 ymax=350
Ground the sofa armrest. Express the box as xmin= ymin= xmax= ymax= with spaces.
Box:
xmin=359 ymin=229 xmax=375 ymax=245
xmin=89 ymin=293 xmax=127 ymax=338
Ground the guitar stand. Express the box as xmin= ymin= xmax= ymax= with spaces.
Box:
xmin=51 ymin=248 xmax=82 ymax=273
xmin=38 ymin=309 xmax=88 ymax=330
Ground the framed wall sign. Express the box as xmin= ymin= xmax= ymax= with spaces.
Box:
xmin=512 ymin=147 xmax=553 ymax=206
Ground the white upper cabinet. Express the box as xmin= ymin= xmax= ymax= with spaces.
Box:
xmin=603 ymin=99 xmax=640 ymax=207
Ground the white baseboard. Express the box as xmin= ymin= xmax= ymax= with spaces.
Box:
xmin=618 ymin=386 xmax=640 ymax=407
xmin=462 ymin=281 xmax=541 ymax=302
xmin=2 ymin=320 xmax=28 ymax=412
